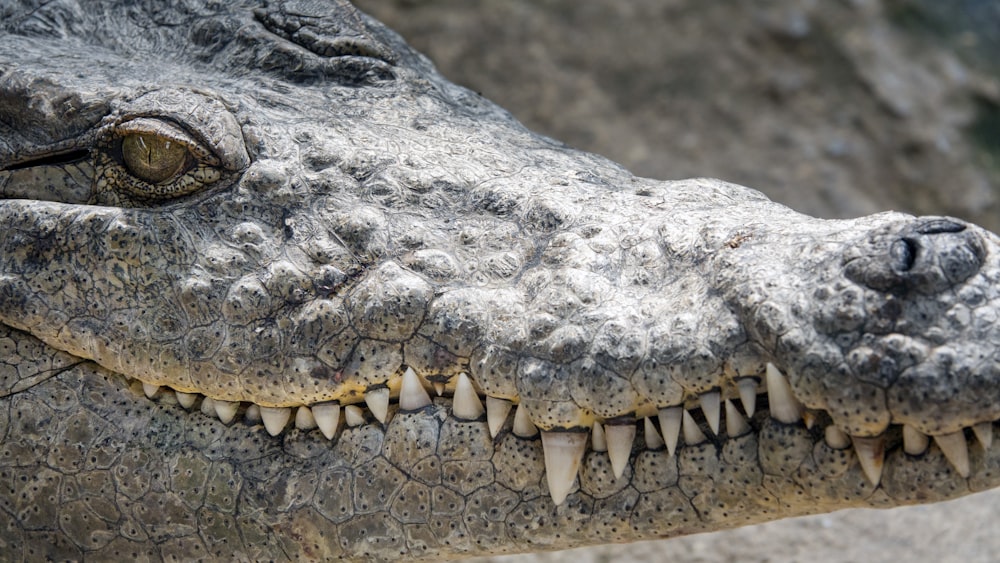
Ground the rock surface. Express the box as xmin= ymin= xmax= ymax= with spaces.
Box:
xmin=357 ymin=0 xmax=1000 ymax=229
xmin=354 ymin=1 xmax=1000 ymax=561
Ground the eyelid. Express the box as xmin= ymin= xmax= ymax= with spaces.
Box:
xmin=111 ymin=117 xmax=221 ymax=167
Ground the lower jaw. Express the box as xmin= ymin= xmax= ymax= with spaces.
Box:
xmin=15 ymin=359 xmax=991 ymax=560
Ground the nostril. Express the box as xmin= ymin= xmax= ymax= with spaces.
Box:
xmin=847 ymin=219 xmax=984 ymax=293
xmin=890 ymin=238 xmax=918 ymax=272
xmin=915 ymin=219 xmax=966 ymax=235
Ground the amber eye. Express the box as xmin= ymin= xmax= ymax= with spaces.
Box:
xmin=121 ymin=133 xmax=191 ymax=184
xmin=96 ymin=116 xmax=227 ymax=203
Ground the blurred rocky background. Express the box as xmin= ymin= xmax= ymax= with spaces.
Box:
xmin=355 ymin=1 xmax=1000 ymax=561
xmin=358 ymin=0 xmax=999 ymax=230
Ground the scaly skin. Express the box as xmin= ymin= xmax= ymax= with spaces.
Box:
xmin=2 ymin=1 xmax=1000 ymax=560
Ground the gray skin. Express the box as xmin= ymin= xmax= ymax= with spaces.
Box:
xmin=2 ymin=1 xmax=1000 ymax=561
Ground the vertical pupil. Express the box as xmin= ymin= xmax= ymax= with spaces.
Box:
xmin=121 ymin=133 xmax=188 ymax=184
xmin=137 ymin=136 xmax=149 ymax=164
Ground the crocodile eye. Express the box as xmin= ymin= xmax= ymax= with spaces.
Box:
xmin=121 ymin=133 xmax=190 ymax=184
xmin=96 ymin=117 xmax=224 ymax=203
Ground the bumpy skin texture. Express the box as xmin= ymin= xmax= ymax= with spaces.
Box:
xmin=2 ymin=1 xmax=1000 ymax=561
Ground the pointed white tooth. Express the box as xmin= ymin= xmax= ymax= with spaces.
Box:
xmin=399 ymin=367 xmax=432 ymax=411
xmin=699 ymin=391 xmax=721 ymax=435
xmin=658 ymin=407 xmax=682 ymax=457
xmin=737 ymin=378 xmax=758 ymax=418
xmin=245 ymin=404 xmax=261 ymax=424
xmin=606 ymin=423 xmax=635 ymax=480
xmin=344 ymin=404 xmax=365 ymax=427
xmin=724 ymin=399 xmax=751 ymax=437
xmin=214 ymin=400 xmax=239 ymax=425
xmin=541 ymin=431 xmax=588 ymax=506
xmin=512 ymin=406 xmax=539 ymax=438
xmin=973 ymin=422 xmax=993 ymax=451
xmin=682 ymin=410 xmax=707 ymax=446
xmin=364 ymin=387 xmax=390 ymax=423
xmin=852 ymin=435 xmax=885 ymax=487
xmin=434 ymin=382 xmax=445 ymax=396
xmin=176 ymin=391 xmax=198 ymax=409
xmin=903 ymin=425 xmax=929 ymax=455
xmin=591 ymin=422 xmax=607 ymax=452
xmin=143 ymin=382 xmax=160 ymax=399
xmin=200 ymin=397 xmax=217 ymax=417
xmin=453 ymin=373 xmax=485 ymax=420
xmin=824 ymin=425 xmax=850 ymax=450
xmin=295 ymin=406 xmax=317 ymax=430
xmin=486 ymin=396 xmax=513 ymax=438
xmin=935 ymin=431 xmax=970 ymax=478
xmin=644 ymin=417 xmax=665 ymax=449
xmin=312 ymin=402 xmax=341 ymax=440
xmin=766 ymin=363 xmax=803 ymax=424
xmin=260 ymin=406 xmax=291 ymax=436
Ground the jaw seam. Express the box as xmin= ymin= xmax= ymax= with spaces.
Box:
xmin=128 ymin=361 xmax=995 ymax=505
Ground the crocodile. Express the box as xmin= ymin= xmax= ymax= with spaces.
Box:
xmin=2 ymin=1 xmax=1000 ymax=560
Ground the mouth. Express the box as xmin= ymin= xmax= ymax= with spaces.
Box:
xmin=127 ymin=361 xmax=995 ymax=505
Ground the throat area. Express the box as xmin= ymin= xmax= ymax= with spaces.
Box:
xmin=129 ymin=362 xmax=997 ymax=507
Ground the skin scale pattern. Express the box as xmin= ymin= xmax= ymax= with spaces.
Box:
xmin=2 ymin=1 xmax=1000 ymax=561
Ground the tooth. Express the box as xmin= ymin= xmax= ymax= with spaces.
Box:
xmin=935 ymin=431 xmax=970 ymax=478
xmin=312 ymin=402 xmax=341 ymax=439
xmin=682 ymin=410 xmax=707 ymax=446
xmin=434 ymin=382 xmax=445 ymax=396
xmin=824 ymin=425 xmax=850 ymax=450
xmin=245 ymin=404 xmax=261 ymax=424
xmin=453 ymin=372 xmax=485 ymax=420
xmin=295 ymin=406 xmax=318 ymax=430
xmin=512 ymin=406 xmax=539 ymax=438
xmin=541 ymin=431 xmax=588 ymax=506
xmin=486 ymin=396 xmax=513 ymax=438
xmin=724 ymin=399 xmax=751 ymax=437
xmin=364 ymin=387 xmax=390 ymax=423
xmin=903 ymin=425 xmax=929 ymax=455
xmin=852 ymin=435 xmax=885 ymax=487
xmin=737 ymin=377 xmax=758 ymax=417
xmin=605 ymin=423 xmax=635 ymax=479
xmin=260 ymin=406 xmax=291 ymax=436
xmin=973 ymin=422 xmax=993 ymax=451
xmin=344 ymin=405 xmax=365 ymax=427
xmin=766 ymin=363 xmax=803 ymax=424
xmin=200 ymin=397 xmax=216 ymax=417
xmin=658 ymin=407 xmax=682 ymax=456
xmin=399 ymin=367 xmax=432 ymax=411
xmin=142 ymin=382 xmax=160 ymax=398
xmin=644 ymin=417 xmax=665 ymax=449
xmin=176 ymin=391 xmax=198 ymax=409
xmin=214 ymin=400 xmax=239 ymax=424
xmin=591 ymin=422 xmax=607 ymax=452
xmin=802 ymin=411 xmax=817 ymax=429
xmin=699 ymin=391 xmax=721 ymax=435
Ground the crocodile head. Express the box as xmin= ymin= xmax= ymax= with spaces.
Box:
xmin=3 ymin=0 xmax=1000 ymax=559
